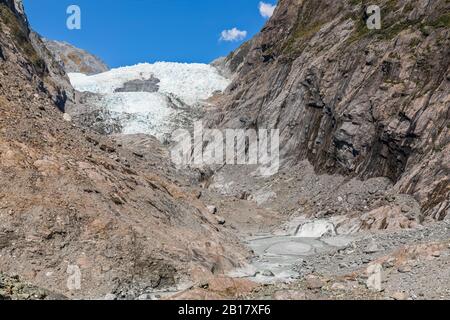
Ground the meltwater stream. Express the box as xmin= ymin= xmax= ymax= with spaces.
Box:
xmin=229 ymin=219 xmax=355 ymax=283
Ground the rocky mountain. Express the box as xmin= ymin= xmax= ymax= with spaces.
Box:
xmin=1 ymin=0 xmax=449 ymax=301
xmin=44 ymin=39 xmax=109 ymax=75
xmin=212 ymin=0 xmax=449 ymax=221
xmin=173 ymin=0 xmax=449 ymax=300
xmin=211 ymin=39 xmax=254 ymax=79
xmin=0 ymin=0 xmax=247 ymax=299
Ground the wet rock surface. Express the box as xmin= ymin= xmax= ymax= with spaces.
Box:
xmin=240 ymin=221 xmax=449 ymax=300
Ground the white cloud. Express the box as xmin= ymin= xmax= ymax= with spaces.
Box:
xmin=220 ymin=28 xmax=248 ymax=42
xmin=259 ymin=2 xmax=276 ymax=18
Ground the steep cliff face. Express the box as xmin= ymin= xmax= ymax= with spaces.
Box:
xmin=211 ymin=39 xmax=254 ymax=78
xmin=44 ymin=40 xmax=109 ymax=75
xmin=215 ymin=0 xmax=449 ymax=219
xmin=0 ymin=0 xmax=74 ymax=111
xmin=2 ymin=0 xmax=25 ymax=19
xmin=0 ymin=0 xmax=247 ymax=299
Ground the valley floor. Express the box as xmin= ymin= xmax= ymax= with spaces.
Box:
xmin=1 ymin=135 xmax=449 ymax=301
xmin=123 ymin=139 xmax=450 ymax=301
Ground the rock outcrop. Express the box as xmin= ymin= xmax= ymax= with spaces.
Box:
xmin=213 ymin=0 xmax=449 ymax=220
xmin=211 ymin=39 xmax=254 ymax=78
xmin=0 ymin=0 xmax=74 ymax=111
xmin=0 ymin=273 xmax=66 ymax=300
xmin=114 ymin=76 xmax=160 ymax=93
xmin=0 ymin=0 xmax=247 ymax=299
xmin=44 ymin=39 xmax=109 ymax=75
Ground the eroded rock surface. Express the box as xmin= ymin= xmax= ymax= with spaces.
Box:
xmin=44 ymin=39 xmax=109 ymax=75
xmin=0 ymin=0 xmax=248 ymax=299
xmin=211 ymin=0 xmax=449 ymax=219
xmin=1 ymin=0 xmax=449 ymax=301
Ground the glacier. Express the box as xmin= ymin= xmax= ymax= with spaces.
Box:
xmin=68 ymin=62 xmax=230 ymax=139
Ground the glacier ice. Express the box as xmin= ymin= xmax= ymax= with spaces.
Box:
xmin=68 ymin=62 xmax=230 ymax=139
xmin=295 ymin=220 xmax=337 ymax=238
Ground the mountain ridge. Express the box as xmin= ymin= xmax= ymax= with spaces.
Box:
xmin=43 ymin=39 xmax=109 ymax=75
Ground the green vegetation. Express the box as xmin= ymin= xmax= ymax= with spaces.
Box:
xmin=428 ymin=13 xmax=450 ymax=28
xmin=0 ymin=4 xmax=46 ymax=74
xmin=346 ymin=0 xmax=450 ymax=43
xmin=388 ymin=51 xmax=401 ymax=60
xmin=418 ymin=13 xmax=450 ymax=36
xmin=282 ymin=20 xmax=325 ymax=55
xmin=403 ymin=2 xmax=415 ymax=14
xmin=347 ymin=13 xmax=372 ymax=43
xmin=281 ymin=0 xmax=331 ymax=56
xmin=377 ymin=20 xmax=416 ymax=40
xmin=409 ymin=37 xmax=422 ymax=48
xmin=283 ymin=1 xmax=449 ymax=54
xmin=434 ymin=145 xmax=444 ymax=153
xmin=348 ymin=0 xmax=362 ymax=5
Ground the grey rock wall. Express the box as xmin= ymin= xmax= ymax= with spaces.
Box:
xmin=213 ymin=0 xmax=449 ymax=219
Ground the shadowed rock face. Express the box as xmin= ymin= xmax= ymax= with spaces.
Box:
xmin=211 ymin=39 xmax=254 ymax=78
xmin=44 ymin=40 xmax=109 ymax=75
xmin=213 ymin=0 xmax=449 ymax=219
xmin=0 ymin=0 xmax=74 ymax=111
xmin=0 ymin=0 xmax=248 ymax=299
xmin=3 ymin=0 xmax=25 ymax=17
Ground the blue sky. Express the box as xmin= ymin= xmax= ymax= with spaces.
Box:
xmin=23 ymin=0 xmax=277 ymax=68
